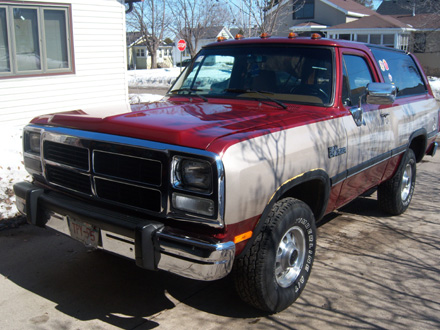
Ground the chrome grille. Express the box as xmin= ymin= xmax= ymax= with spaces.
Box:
xmin=42 ymin=139 xmax=165 ymax=214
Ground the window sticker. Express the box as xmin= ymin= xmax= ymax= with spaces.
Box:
xmin=388 ymin=73 xmax=393 ymax=82
xmin=383 ymin=59 xmax=389 ymax=70
xmin=379 ymin=60 xmax=385 ymax=71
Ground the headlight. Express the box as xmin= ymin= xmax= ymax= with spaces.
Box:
xmin=24 ymin=131 xmax=41 ymax=155
xmin=172 ymin=157 xmax=212 ymax=193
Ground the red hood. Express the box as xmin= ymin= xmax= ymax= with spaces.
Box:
xmin=30 ymin=99 xmax=331 ymax=153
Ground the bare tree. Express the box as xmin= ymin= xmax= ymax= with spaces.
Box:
xmin=394 ymin=0 xmax=440 ymax=52
xmin=127 ymin=0 xmax=171 ymax=69
xmin=228 ymin=0 xmax=305 ymax=37
xmin=169 ymin=0 xmax=231 ymax=58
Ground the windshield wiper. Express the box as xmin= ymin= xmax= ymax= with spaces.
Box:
xmin=224 ymin=88 xmax=287 ymax=109
xmin=169 ymin=88 xmax=208 ymax=102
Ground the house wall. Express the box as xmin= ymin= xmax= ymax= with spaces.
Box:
xmin=411 ymin=31 xmax=440 ymax=76
xmin=0 ymin=0 xmax=129 ymax=127
xmin=415 ymin=52 xmax=440 ymax=76
xmin=276 ymin=0 xmax=348 ymax=35
xmin=129 ymin=46 xmax=173 ymax=69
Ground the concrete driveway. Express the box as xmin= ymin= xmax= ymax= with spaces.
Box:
xmin=1 ymin=154 xmax=439 ymax=330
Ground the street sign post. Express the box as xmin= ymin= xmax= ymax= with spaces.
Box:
xmin=177 ymin=39 xmax=186 ymax=72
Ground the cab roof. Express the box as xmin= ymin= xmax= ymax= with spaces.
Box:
xmin=203 ymin=35 xmax=372 ymax=53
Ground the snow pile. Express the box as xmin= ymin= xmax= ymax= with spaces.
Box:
xmin=429 ymin=77 xmax=440 ymax=100
xmin=0 ymin=127 xmax=31 ymax=219
xmin=127 ymin=67 xmax=181 ymax=88
xmin=1 ymin=72 xmax=440 ymax=220
xmin=129 ymin=93 xmax=164 ymax=104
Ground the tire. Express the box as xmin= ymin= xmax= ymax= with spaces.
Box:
xmin=233 ymin=198 xmax=316 ymax=313
xmin=378 ymin=149 xmax=416 ymax=215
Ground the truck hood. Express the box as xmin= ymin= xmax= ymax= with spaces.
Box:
xmin=30 ymin=100 xmax=318 ymax=152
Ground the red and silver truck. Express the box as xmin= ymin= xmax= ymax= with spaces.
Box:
xmin=14 ymin=34 xmax=439 ymax=312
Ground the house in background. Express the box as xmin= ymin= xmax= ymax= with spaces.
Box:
xmin=376 ymin=0 xmax=440 ymax=76
xmin=0 ymin=0 xmax=139 ymax=127
xmin=126 ymin=32 xmax=173 ymax=70
xmin=324 ymin=0 xmax=440 ymax=75
xmin=273 ymin=0 xmax=374 ymax=36
xmin=173 ymin=26 xmax=233 ymax=66
xmin=325 ymin=14 xmax=413 ymax=51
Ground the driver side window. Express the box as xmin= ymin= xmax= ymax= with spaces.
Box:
xmin=342 ymin=55 xmax=374 ymax=106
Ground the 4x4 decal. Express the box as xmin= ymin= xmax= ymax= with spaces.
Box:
xmin=328 ymin=145 xmax=347 ymax=158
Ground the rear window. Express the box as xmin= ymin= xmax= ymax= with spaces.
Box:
xmin=371 ymin=47 xmax=427 ymax=97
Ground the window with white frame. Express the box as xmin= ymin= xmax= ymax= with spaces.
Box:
xmin=0 ymin=3 xmax=73 ymax=77
xmin=329 ymin=33 xmax=402 ymax=50
xmin=136 ymin=48 xmax=145 ymax=57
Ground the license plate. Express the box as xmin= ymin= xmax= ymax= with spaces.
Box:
xmin=68 ymin=217 xmax=99 ymax=248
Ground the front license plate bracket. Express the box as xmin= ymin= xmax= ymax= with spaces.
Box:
xmin=68 ymin=217 xmax=99 ymax=248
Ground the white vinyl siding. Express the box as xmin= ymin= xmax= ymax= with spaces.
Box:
xmin=0 ymin=0 xmax=129 ymax=127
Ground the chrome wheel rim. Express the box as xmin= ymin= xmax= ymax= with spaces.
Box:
xmin=275 ymin=226 xmax=306 ymax=288
xmin=401 ymin=163 xmax=412 ymax=201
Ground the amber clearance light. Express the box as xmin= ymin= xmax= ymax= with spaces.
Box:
xmin=311 ymin=33 xmax=322 ymax=40
xmin=235 ymin=34 xmax=244 ymax=40
xmin=288 ymin=32 xmax=298 ymax=39
xmin=217 ymin=36 xmax=226 ymax=42
xmin=260 ymin=32 xmax=270 ymax=39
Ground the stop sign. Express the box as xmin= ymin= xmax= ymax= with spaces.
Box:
xmin=177 ymin=39 xmax=186 ymax=52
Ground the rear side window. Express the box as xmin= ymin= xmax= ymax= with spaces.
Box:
xmin=371 ymin=48 xmax=426 ymax=97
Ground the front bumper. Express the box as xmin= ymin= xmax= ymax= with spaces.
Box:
xmin=13 ymin=181 xmax=235 ymax=281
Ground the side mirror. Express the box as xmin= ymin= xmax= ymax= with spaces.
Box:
xmin=366 ymin=82 xmax=397 ymax=105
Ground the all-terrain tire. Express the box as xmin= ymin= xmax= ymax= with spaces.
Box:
xmin=378 ymin=149 xmax=416 ymax=215
xmin=233 ymin=198 xmax=316 ymax=313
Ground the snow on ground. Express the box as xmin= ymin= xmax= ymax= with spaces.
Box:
xmin=127 ymin=67 xmax=181 ymax=88
xmin=1 ymin=71 xmax=440 ymax=220
xmin=429 ymin=76 xmax=440 ymax=100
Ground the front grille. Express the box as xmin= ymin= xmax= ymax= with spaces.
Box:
xmin=93 ymin=150 xmax=161 ymax=186
xmin=42 ymin=139 xmax=165 ymax=214
xmin=95 ymin=178 xmax=161 ymax=212
xmin=44 ymin=141 xmax=89 ymax=170
xmin=46 ymin=165 xmax=92 ymax=195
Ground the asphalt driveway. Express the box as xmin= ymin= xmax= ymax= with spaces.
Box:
xmin=1 ymin=154 xmax=439 ymax=330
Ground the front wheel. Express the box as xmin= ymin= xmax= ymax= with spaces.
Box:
xmin=233 ymin=198 xmax=316 ymax=313
xmin=378 ymin=149 xmax=416 ymax=215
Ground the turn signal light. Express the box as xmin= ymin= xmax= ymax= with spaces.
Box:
xmin=234 ymin=231 xmax=253 ymax=244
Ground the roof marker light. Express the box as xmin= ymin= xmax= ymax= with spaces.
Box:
xmin=311 ymin=33 xmax=322 ymax=40
xmin=217 ymin=36 xmax=226 ymax=42
xmin=235 ymin=34 xmax=244 ymax=40
xmin=260 ymin=32 xmax=270 ymax=39
xmin=288 ymin=32 xmax=298 ymax=39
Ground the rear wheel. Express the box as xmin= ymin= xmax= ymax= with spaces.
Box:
xmin=233 ymin=198 xmax=316 ymax=313
xmin=378 ymin=149 xmax=416 ymax=215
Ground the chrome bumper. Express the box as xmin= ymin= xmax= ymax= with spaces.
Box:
xmin=14 ymin=181 xmax=235 ymax=281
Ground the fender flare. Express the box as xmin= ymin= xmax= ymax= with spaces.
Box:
xmin=238 ymin=169 xmax=330 ymax=258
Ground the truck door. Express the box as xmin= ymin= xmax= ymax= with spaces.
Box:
xmin=336 ymin=50 xmax=392 ymax=207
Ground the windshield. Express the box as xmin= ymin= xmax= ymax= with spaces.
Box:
xmin=169 ymin=45 xmax=333 ymax=106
